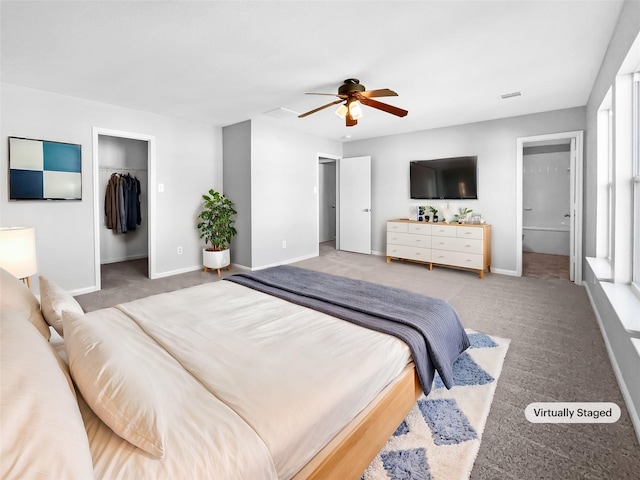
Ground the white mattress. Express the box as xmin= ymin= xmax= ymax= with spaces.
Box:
xmin=82 ymin=280 xmax=411 ymax=479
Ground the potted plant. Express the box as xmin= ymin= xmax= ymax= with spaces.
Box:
xmin=197 ymin=189 xmax=237 ymax=276
xmin=429 ymin=205 xmax=439 ymax=223
xmin=455 ymin=207 xmax=473 ymax=224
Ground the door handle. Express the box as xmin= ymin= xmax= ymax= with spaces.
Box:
xmin=363 ymin=208 xmax=371 ymax=212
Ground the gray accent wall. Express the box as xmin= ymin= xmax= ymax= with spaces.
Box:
xmin=343 ymin=107 xmax=586 ymax=274
xmin=0 ymin=83 xmax=222 ymax=294
xmin=223 ymin=120 xmax=252 ymax=268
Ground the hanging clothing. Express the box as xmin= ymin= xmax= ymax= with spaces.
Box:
xmin=105 ymin=173 xmax=142 ymax=234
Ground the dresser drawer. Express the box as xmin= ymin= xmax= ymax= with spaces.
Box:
xmin=431 ymin=225 xmax=457 ymax=237
xmin=456 ymin=226 xmax=483 ymax=240
xmin=387 ymin=222 xmax=409 ymax=233
xmin=387 ymin=244 xmax=431 ymax=262
xmin=387 ymin=232 xmax=431 ymax=248
xmin=408 ymin=223 xmax=432 ymax=235
xmin=431 ymin=249 xmax=483 ymax=269
xmin=430 ymin=236 xmax=483 ymax=254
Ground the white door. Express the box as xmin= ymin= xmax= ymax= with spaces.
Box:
xmin=339 ymin=156 xmax=371 ymax=254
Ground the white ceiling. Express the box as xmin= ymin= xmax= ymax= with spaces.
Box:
xmin=0 ymin=1 xmax=624 ymax=142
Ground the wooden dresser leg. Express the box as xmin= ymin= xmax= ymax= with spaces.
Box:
xmin=479 ymin=269 xmax=484 ymax=279
xmin=386 ymin=256 xmax=391 ymax=264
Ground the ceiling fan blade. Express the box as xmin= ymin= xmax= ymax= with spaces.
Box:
xmin=305 ymin=92 xmax=347 ymax=98
xmin=360 ymin=88 xmax=398 ymax=98
xmin=355 ymin=93 xmax=408 ymax=117
xmin=298 ymin=99 xmax=344 ymax=118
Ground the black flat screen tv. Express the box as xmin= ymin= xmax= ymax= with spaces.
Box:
xmin=410 ymin=156 xmax=478 ymax=199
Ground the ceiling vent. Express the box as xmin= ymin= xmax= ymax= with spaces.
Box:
xmin=500 ymin=91 xmax=522 ymax=99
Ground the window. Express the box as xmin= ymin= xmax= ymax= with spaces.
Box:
xmin=596 ymin=88 xmax=613 ymax=263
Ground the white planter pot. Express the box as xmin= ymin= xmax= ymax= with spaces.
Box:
xmin=203 ymin=248 xmax=230 ymax=276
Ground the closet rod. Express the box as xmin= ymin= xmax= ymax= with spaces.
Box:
xmin=99 ymin=166 xmax=147 ymax=172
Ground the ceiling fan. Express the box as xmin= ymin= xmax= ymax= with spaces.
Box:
xmin=298 ymin=78 xmax=408 ymax=127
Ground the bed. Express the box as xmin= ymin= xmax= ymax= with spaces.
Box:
xmin=0 ymin=265 xmax=469 ymax=480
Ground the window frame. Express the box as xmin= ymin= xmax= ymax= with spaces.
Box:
xmin=632 ymin=72 xmax=640 ymax=293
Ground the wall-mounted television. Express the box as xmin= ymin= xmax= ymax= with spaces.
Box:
xmin=9 ymin=136 xmax=82 ymax=200
xmin=410 ymin=156 xmax=478 ymax=200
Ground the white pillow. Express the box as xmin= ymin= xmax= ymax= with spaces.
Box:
xmin=39 ymin=275 xmax=84 ymax=337
xmin=63 ymin=309 xmax=165 ymax=458
xmin=0 ymin=306 xmax=94 ymax=480
xmin=0 ymin=267 xmax=50 ymax=340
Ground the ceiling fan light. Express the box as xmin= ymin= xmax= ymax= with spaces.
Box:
xmin=335 ymin=104 xmax=348 ymax=119
xmin=349 ymin=100 xmax=363 ymax=120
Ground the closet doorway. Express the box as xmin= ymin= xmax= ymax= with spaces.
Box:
xmin=92 ymin=128 xmax=157 ymax=291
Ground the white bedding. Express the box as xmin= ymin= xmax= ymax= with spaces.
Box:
xmin=80 ymin=280 xmax=411 ymax=479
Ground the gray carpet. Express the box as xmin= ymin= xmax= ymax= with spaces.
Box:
xmin=76 ymin=244 xmax=640 ymax=479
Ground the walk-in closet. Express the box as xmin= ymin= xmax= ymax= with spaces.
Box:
xmin=97 ymin=135 xmax=149 ymax=287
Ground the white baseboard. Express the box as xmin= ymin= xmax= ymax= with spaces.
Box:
xmin=489 ymin=268 xmax=518 ymax=276
xmin=100 ymin=253 xmax=149 ymax=264
xmin=251 ymin=253 xmax=319 ymax=271
xmin=68 ymin=285 xmax=100 ymax=296
xmin=153 ymin=265 xmax=202 ymax=279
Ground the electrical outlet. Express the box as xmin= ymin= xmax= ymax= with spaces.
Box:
xmin=177 ymin=246 xmax=183 ymax=255
xmin=282 ymin=240 xmax=287 ymax=248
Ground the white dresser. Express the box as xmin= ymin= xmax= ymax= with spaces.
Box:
xmin=386 ymin=219 xmax=491 ymax=278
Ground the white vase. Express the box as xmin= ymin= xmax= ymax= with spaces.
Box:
xmin=202 ymin=248 xmax=230 ymax=276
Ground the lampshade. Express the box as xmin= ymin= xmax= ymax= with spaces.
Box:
xmin=348 ymin=100 xmax=363 ymax=120
xmin=0 ymin=227 xmax=38 ymax=280
xmin=335 ymin=103 xmax=348 ymax=119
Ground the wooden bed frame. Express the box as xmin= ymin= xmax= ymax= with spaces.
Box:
xmin=292 ymin=364 xmax=422 ymax=480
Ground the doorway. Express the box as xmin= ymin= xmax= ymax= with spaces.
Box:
xmin=92 ymin=127 xmax=157 ymax=291
xmin=516 ymin=131 xmax=583 ymax=283
xmin=318 ymin=158 xmax=337 ymax=248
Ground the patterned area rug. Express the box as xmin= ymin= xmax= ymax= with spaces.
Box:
xmin=362 ymin=330 xmax=510 ymax=480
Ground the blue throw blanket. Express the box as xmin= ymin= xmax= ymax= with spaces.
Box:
xmin=225 ymin=266 xmax=469 ymax=395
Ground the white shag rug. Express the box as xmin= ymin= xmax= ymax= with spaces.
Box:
xmin=362 ymin=330 xmax=510 ymax=480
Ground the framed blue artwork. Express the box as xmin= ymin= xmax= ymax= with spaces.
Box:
xmin=9 ymin=136 xmax=82 ymax=200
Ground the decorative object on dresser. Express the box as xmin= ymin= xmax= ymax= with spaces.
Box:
xmin=454 ymin=207 xmax=473 ymax=224
xmin=417 ymin=205 xmax=429 ymax=222
xmin=197 ymin=189 xmax=237 ymax=276
xmin=429 ymin=206 xmax=439 ymax=223
xmin=386 ymin=219 xmax=491 ymax=278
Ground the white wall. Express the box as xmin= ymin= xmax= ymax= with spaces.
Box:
xmin=343 ymin=107 xmax=585 ymax=274
xmin=0 ymin=84 xmax=222 ymax=294
xmin=249 ymin=116 xmax=342 ymax=269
